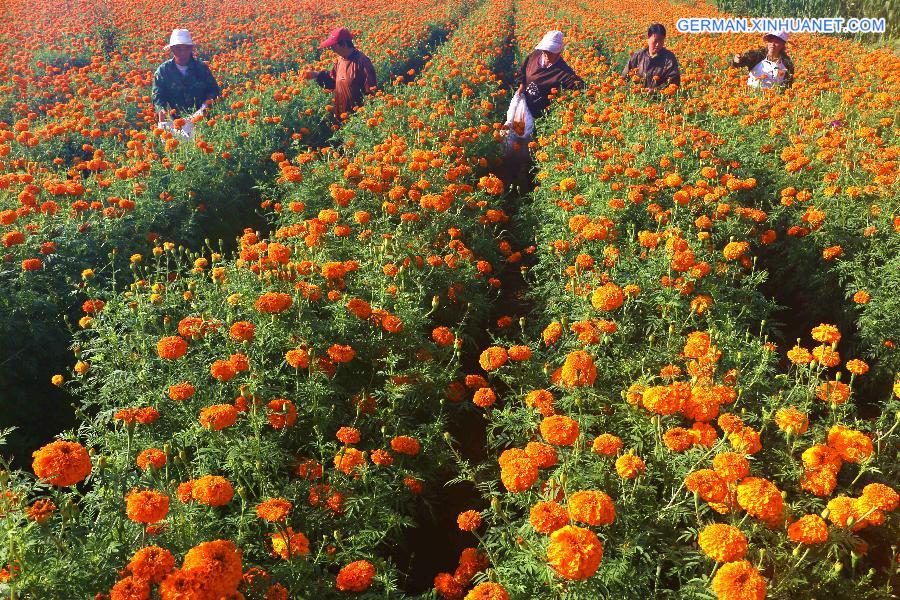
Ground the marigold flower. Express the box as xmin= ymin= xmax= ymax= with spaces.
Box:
xmin=391 ymin=435 xmax=421 ymax=456
xmin=267 ymin=399 xmax=297 ymax=428
xmin=158 ymin=568 xmax=209 ymax=599
xmin=32 ymin=440 xmax=91 ymax=487
xmin=434 ymin=572 xmax=465 ymax=599
xmin=559 ymin=351 xmax=596 ymax=388
xmin=432 ymin=326 xmax=455 ymax=346
xmin=592 ymin=433 xmax=623 ymax=456
xmin=507 ymin=345 xmax=532 ymax=361
xmin=827 ymin=425 xmax=873 ymax=463
xmin=567 ymin=490 xmax=615 ymax=526
xmin=641 ymin=386 xmax=680 ymax=415
xmin=774 ymin=407 xmax=808 ymax=435
xmin=334 ymin=447 xmax=366 ymax=475
xmin=736 ymin=477 xmax=783 ymax=524
xmin=728 ymin=427 xmax=762 ymax=455
xmin=710 ymin=560 xmax=766 ymax=600
xmin=285 ymin=347 xmax=310 ymax=369
xmin=787 ymin=515 xmax=829 ymax=544
xmin=685 ymin=469 xmax=728 ymax=503
xmin=327 ymin=344 xmax=355 ymax=363
xmin=125 ymin=489 xmax=169 ymax=524
xmin=336 ymin=426 xmax=361 ymax=445
xmin=663 ymin=427 xmax=697 ymax=452
xmin=156 ymin=336 xmax=188 ymax=359
xmin=228 ymin=321 xmax=255 ymax=342
xmin=270 ymin=528 xmax=310 ymax=559
xmin=210 ymin=359 xmax=236 ymax=382
xmin=698 ymin=524 xmax=747 ymax=562
xmin=335 ymin=560 xmax=375 ymax=592
xmin=256 ymin=498 xmax=292 ymax=522
xmin=168 ymin=381 xmax=195 ymax=401
xmin=199 ymin=404 xmax=238 ymax=430
xmin=861 ymin=483 xmax=898 ymax=512
xmin=500 ymin=455 xmax=538 ymax=493
xmin=110 ymin=576 xmax=150 ymax=600
xmin=590 ymin=282 xmax=625 ymax=311
xmin=530 ymin=500 xmax=569 ymax=534
xmin=183 ymin=539 xmax=243 ymax=597
xmin=524 ymin=441 xmax=558 ymax=468
xmin=525 ymin=389 xmax=555 ymax=416
xmin=542 ymin=322 xmax=563 ymax=345
xmin=786 ymin=345 xmax=813 ymax=365
xmin=722 ymin=241 xmax=750 ymax=261
xmin=25 ymin=498 xmax=55 ymax=523
xmin=473 ymin=387 xmax=496 ymax=408
xmin=465 ymin=582 xmax=509 ymax=600
xmin=615 ymin=453 xmax=646 ymax=479
xmin=479 ymin=346 xmax=508 ymax=371
xmin=191 ymin=475 xmax=234 ymax=506
xmin=540 ymin=415 xmax=580 ymax=446
xmin=128 ymin=545 xmax=175 ymax=583
xmin=712 ymin=453 xmax=749 ymax=482
xmin=546 ymin=525 xmax=603 ymax=580
xmin=457 ymin=510 xmax=482 ymax=531
xmin=136 ymin=448 xmax=167 ymax=471
xmin=254 ymin=291 xmax=293 ymax=313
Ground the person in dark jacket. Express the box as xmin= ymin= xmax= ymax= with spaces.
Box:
xmin=730 ymin=31 xmax=794 ymax=89
xmin=503 ymin=30 xmax=584 ymax=186
xmin=304 ymin=27 xmax=377 ymax=124
xmin=152 ymin=28 xmax=220 ymax=122
xmin=623 ymin=23 xmax=681 ymax=91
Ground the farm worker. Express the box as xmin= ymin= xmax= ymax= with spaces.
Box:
xmin=304 ymin=27 xmax=377 ymax=122
xmin=622 ymin=23 xmax=681 ymax=91
xmin=730 ymin=31 xmax=794 ymax=89
xmin=504 ymin=30 xmax=584 ymax=184
xmin=152 ymin=28 xmax=220 ymax=123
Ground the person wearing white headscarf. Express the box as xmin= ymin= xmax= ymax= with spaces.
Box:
xmin=730 ymin=31 xmax=794 ymax=89
xmin=515 ymin=30 xmax=584 ymax=118
xmin=152 ymin=28 xmax=220 ymax=122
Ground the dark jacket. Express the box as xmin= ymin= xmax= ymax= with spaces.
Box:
xmin=314 ymin=49 xmax=377 ymax=118
xmin=731 ymin=47 xmax=794 ymax=88
xmin=152 ymin=57 xmax=220 ymax=115
xmin=622 ymin=47 xmax=681 ymax=90
xmin=515 ymin=50 xmax=584 ymax=118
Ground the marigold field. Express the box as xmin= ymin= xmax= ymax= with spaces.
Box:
xmin=0 ymin=0 xmax=898 ymax=598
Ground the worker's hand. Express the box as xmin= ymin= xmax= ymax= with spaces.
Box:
xmin=191 ymin=108 xmax=205 ymax=121
xmin=157 ymin=110 xmax=169 ymax=122
xmin=732 ymin=54 xmax=741 ymax=64
xmin=302 ymin=70 xmax=316 ymax=80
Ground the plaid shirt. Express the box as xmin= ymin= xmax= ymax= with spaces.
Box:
xmin=732 ymin=47 xmax=795 ymax=88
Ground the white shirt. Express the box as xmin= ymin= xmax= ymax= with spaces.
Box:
xmin=175 ymin=62 xmax=189 ymax=76
xmin=747 ymin=57 xmax=786 ymax=89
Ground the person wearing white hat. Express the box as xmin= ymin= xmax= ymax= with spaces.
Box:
xmin=152 ymin=28 xmax=220 ymax=122
xmin=730 ymin=31 xmax=794 ymax=89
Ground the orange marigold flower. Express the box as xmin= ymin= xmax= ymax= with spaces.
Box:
xmin=334 ymin=447 xmax=366 ymax=475
xmin=698 ymin=523 xmax=747 ymax=562
xmin=327 ymin=344 xmax=355 ymax=363
xmin=465 ymin=582 xmax=509 ymax=600
xmin=199 ymin=404 xmax=238 ymax=430
xmin=168 ymin=381 xmax=195 ymax=401
xmin=542 ymin=322 xmax=563 ymax=345
xmin=285 ymin=347 xmax=310 ymax=369
xmin=717 ymin=413 xmax=744 ymax=434
xmin=736 ymin=477 xmax=783 ymax=524
xmin=507 ymin=345 xmax=532 ymax=361
xmin=826 ymin=425 xmax=873 ymax=463
xmin=787 ymin=515 xmax=829 ymax=545
xmin=530 ymin=500 xmax=570 ymax=534
xmin=473 ymin=387 xmax=497 ymax=408
xmin=25 ymin=498 xmax=56 ymax=523
xmin=728 ymin=427 xmax=762 ymax=455
xmin=125 ymin=489 xmax=169 ymax=524
xmin=229 ymin=321 xmax=255 ymax=342
xmin=811 ymin=344 xmax=840 ymax=368
xmin=722 ymin=241 xmax=750 ymax=261
xmin=32 ymin=440 xmax=91 ymax=487
xmin=685 ymin=469 xmax=728 ymax=503
xmin=641 ymin=386 xmax=680 ymax=415
xmin=479 ymin=346 xmax=508 ymax=371
xmin=710 ymin=560 xmax=766 ymax=600
xmin=500 ymin=456 xmax=538 ymax=493
xmin=800 ymin=467 xmax=839 ymax=497
xmin=546 ymin=525 xmax=603 ymax=580
xmin=210 ymin=359 xmax=236 ymax=382
xmin=256 ymin=498 xmax=292 ymax=522
xmin=128 ymin=545 xmax=175 ymax=583
xmin=590 ymin=282 xmax=625 ymax=311
xmin=432 ymin=326 xmax=455 ymax=346
xmin=774 ymin=407 xmax=809 ymax=435
xmin=136 ymin=448 xmax=167 ymax=471
xmin=433 ymin=572 xmax=465 ymax=599
xmin=852 ymin=290 xmax=870 ymax=304
xmin=267 ymin=399 xmax=297 ymax=428
xmin=826 ymin=496 xmax=863 ymax=530
xmin=615 ymin=453 xmax=646 ymax=479
xmin=457 ymin=510 xmax=482 ymax=532
xmin=786 ymin=345 xmax=813 ymax=365
xmin=540 ymin=415 xmax=580 ymax=446
xmin=156 ymin=336 xmax=188 ymax=359
xmin=845 ymin=359 xmax=869 ymax=375
xmin=712 ymin=453 xmax=749 ymax=482
xmin=270 ymin=528 xmax=310 ymax=559
xmin=254 ymin=292 xmax=292 ymax=313
xmin=336 ymin=426 xmax=361 ymax=445
xmin=811 ymin=323 xmax=841 ymax=344
xmin=683 ymin=331 xmax=711 ymax=359
xmin=663 ymin=427 xmax=697 ymax=452
xmin=861 ymin=483 xmax=898 ymax=512
xmin=815 ymin=380 xmax=850 ymax=404
xmin=525 ymin=389 xmax=555 ymax=416
xmin=191 ymin=475 xmax=234 ymax=506
xmin=110 ymin=576 xmax=150 ymax=600
xmin=183 ymin=539 xmax=243 ymax=597
xmin=391 ymin=435 xmax=421 ymax=456
xmin=592 ymin=434 xmax=623 ymax=456
xmin=335 ymin=560 xmax=375 ymax=592
xmin=559 ymin=351 xmax=596 ymax=388
xmin=567 ymin=490 xmax=615 ymax=526
xmin=158 ymin=568 xmax=208 ymax=598
xmin=524 ymin=441 xmax=558 ymax=469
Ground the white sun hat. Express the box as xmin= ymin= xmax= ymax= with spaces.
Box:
xmin=535 ymin=30 xmax=564 ymax=54
xmin=164 ymin=28 xmax=194 ymax=50
xmin=765 ymin=30 xmax=789 ymax=43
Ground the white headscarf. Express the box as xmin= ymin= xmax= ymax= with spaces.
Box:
xmin=535 ymin=30 xmax=564 ymax=54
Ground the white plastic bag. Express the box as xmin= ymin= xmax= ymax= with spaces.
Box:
xmin=504 ymin=92 xmax=534 ymax=140
xmin=157 ymin=118 xmax=195 ymax=140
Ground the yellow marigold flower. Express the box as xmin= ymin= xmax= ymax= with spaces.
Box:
xmin=546 ymin=525 xmax=603 ymax=580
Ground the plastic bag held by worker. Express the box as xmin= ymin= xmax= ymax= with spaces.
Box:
xmin=505 ymin=92 xmax=534 ymax=140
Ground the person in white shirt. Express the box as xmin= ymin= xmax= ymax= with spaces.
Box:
xmin=152 ymin=28 xmax=220 ymax=127
xmin=730 ymin=31 xmax=794 ymax=90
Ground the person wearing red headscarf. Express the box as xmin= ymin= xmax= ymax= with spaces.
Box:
xmin=304 ymin=27 xmax=377 ymax=123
